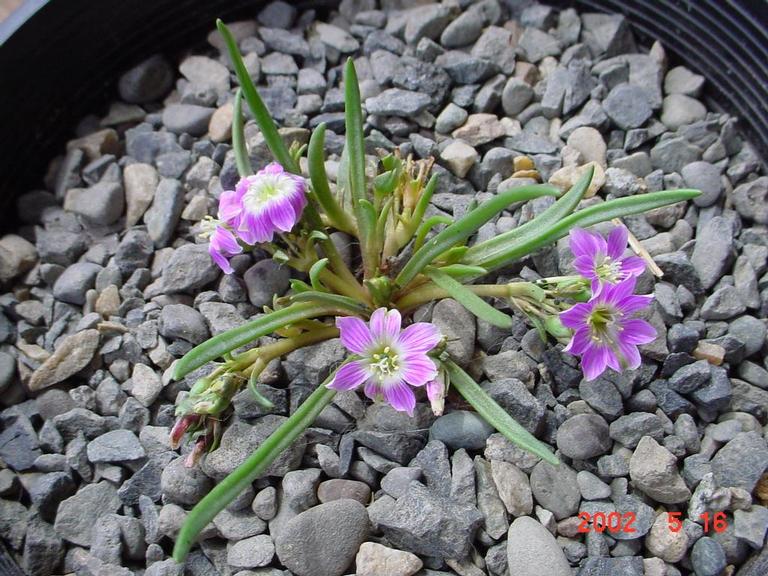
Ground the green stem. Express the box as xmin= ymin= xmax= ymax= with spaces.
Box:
xmin=444 ymin=360 xmax=558 ymax=465
xmin=394 ymin=281 xmax=539 ymax=311
xmin=172 ymin=378 xmax=338 ymax=562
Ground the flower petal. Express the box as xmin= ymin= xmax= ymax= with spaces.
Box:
xmin=218 ymin=189 xmax=243 ymax=224
xmin=383 ymin=380 xmax=416 ymax=416
xmin=620 ymin=318 xmax=657 ymax=345
xmin=581 ymin=345 xmax=610 ymax=381
xmin=211 ymin=226 xmax=242 ymax=257
xmin=618 ymin=294 xmax=653 ymax=315
xmin=560 ymin=302 xmax=592 ymax=329
xmin=564 ymin=327 xmax=591 ymax=355
xmin=617 ymin=340 xmax=642 ymax=370
xmin=400 ymin=354 xmax=437 ymax=387
xmin=573 ymin=255 xmax=597 ymax=279
xmin=209 ymin=245 xmax=234 ymax=274
xmin=398 ymin=322 xmax=441 ymax=354
xmin=363 ymin=379 xmax=381 ymax=400
xmin=327 ymin=361 xmax=370 ymax=391
xmin=266 ymin=196 xmax=298 ymax=232
xmin=606 ymin=226 xmax=628 ymax=259
xmin=370 ymin=308 xmax=400 ymax=343
xmin=336 ymin=316 xmax=374 ymax=355
xmin=619 ymin=255 xmax=647 ymax=278
xmin=569 ymin=228 xmax=606 ymax=259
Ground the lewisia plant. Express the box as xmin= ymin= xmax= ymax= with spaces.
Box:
xmin=169 ymin=20 xmax=701 ymax=562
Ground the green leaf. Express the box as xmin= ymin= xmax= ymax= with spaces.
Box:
xmin=425 ymin=268 xmax=512 ymax=328
xmin=216 ymin=20 xmax=298 ymax=174
xmin=289 ymin=279 xmax=313 ymax=293
xmin=344 ymin=58 xmax=377 ymax=277
xmin=172 ymin=302 xmax=337 ymax=380
xmin=410 ymin=173 xmax=438 ymax=225
xmin=231 ymin=88 xmax=251 ymax=177
xmin=395 ymin=184 xmax=560 ymax=288
xmin=466 ymin=188 xmax=701 ymax=271
xmin=413 ymin=215 xmax=453 ymax=252
xmin=464 ymin=166 xmax=593 ymax=267
xmin=289 ymin=291 xmax=370 ymax=315
xmin=173 ymin=374 xmax=338 ymax=562
xmin=307 ymin=122 xmax=356 ymax=234
xmin=445 ymin=360 xmax=558 ymax=465
xmin=436 ymin=263 xmax=488 ymax=280
xmin=309 ymin=258 xmax=329 ymax=291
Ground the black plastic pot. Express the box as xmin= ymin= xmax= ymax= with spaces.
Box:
xmin=0 ymin=0 xmax=766 ymax=207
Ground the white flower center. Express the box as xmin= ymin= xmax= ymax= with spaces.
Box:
xmin=595 ymin=256 xmax=622 ymax=283
xmin=369 ymin=345 xmax=400 ymax=382
xmin=243 ymin=174 xmax=292 ymax=213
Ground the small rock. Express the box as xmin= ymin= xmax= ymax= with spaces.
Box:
xmin=366 ymin=88 xmax=432 ymax=116
xmin=691 ymin=536 xmax=727 ymax=576
xmin=711 ymin=432 xmax=768 ymax=491
xmin=29 ymin=329 xmax=100 ymax=391
xmin=145 ymin=178 xmax=184 ymax=248
xmin=629 ymin=436 xmax=691 ymax=504
xmin=87 ymin=430 xmax=145 ymax=463
xmin=502 ymin=77 xmax=534 ymax=117
xmin=355 ymin=541 xmax=423 ymax=576
xmin=275 ymin=499 xmax=369 ymax=576
xmin=64 ymin=181 xmax=124 ymax=225
xmin=646 ymin=512 xmax=689 ymax=562
xmin=661 ymin=94 xmax=707 ymax=129
xmin=162 ymin=104 xmax=215 ymax=136
xmin=160 ymin=304 xmax=209 ymax=345
xmin=732 ymin=177 xmax=768 ymax=224
xmin=529 ymin=461 xmax=580 ymax=520
xmin=162 ymin=243 xmax=220 ymax=293
xmin=440 ymin=140 xmax=479 ymax=178
xmin=603 ymin=84 xmax=652 ymax=130
xmin=556 ymin=413 xmax=612 ymax=459
xmin=429 ymin=410 xmax=493 ymax=450
xmin=118 ymin=55 xmax=174 ymax=104
xmin=0 ymin=234 xmax=38 ymax=283
xmin=506 ymin=516 xmax=571 ymax=576
xmin=314 ymin=22 xmax=360 ymax=52
xmin=227 ymin=534 xmax=275 ymax=569
xmin=54 ymin=481 xmax=121 ymax=546
xmin=53 ymin=262 xmax=102 ymax=305
xmin=244 ymin=260 xmax=291 ymax=307
xmin=377 ymin=481 xmax=482 ymax=559
xmin=665 ymin=65 xmax=705 ymax=96
xmin=130 ymin=363 xmax=164 ymax=407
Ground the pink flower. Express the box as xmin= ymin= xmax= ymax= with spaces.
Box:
xmin=560 ymin=277 xmax=656 ymax=381
xmin=228 ymin=163 xmax=307 ymax=244
xmin=200 ymin=216 xmax=243 ymax=275
xmin=570 ymin=226 xmax=646 ymax=295
xmin=327 ymin=308 xmax=442 ymax=416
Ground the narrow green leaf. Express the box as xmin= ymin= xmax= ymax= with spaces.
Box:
xmin=289 ymin=279 xmax=313 ymax=293
xmin=289 ymin=291 xmax=370 ymax=315
xmin=464 ymin=166 xmax=593 ymax=266
xmin=395 ymin=184 xmax=560 ymax=288
xmin=231 ymin=88 xmax=251 ymax=177
xmin=468 ymin=189 xmax=701 ymax=271
xmin=436 ymin=264 xmax=488 ymax=280
xmin=248 ymin=373 xmax=276 ymax=410
xmin=216 ymin=20 xmax=298 ymax=173
xmin=309 ymin=258 xmax=329 ymax=291
xmin=344 ymin=58 xmax=377 ymax=277
xmin=173 ymin=375 xmax=338 ymax=562
xmin=410 ymin=173 xmax=438 ymax=225
xmin=425 ymin=268 xmax=512 ymax=328
xmin=307 ymin=122 xmax=356 ymax=234
xmin=445 ymin=360 xmax=559 ymax=465
xmin=413 ymin=215 xmax=453 ymax=252
xmin=172 ymin=302 xmax=336 ymax=380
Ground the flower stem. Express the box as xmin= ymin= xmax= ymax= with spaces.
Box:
xmin=394 ymin=282 xmax=538 ymax=311
xmin=234 ymin=326 xmax=340 ymax=373
xmin=172 ymin=376 xmax=338 ymax=562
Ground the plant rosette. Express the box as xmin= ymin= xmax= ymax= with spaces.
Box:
xmin=168 ymin=20 xmax=701 ymax=562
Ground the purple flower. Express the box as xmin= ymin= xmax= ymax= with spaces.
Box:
xmin=560 ymin=277 xmax=656 ymax=381
xmin=201 ymin=217 xmax=243 ymax=275
xmin=228 ymin=163 xmax=307 ymax=245
xmin=327 ymin=308 xmax=442 ymax=416
xmin=570 ymin=226 xmax=646 ymax=295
